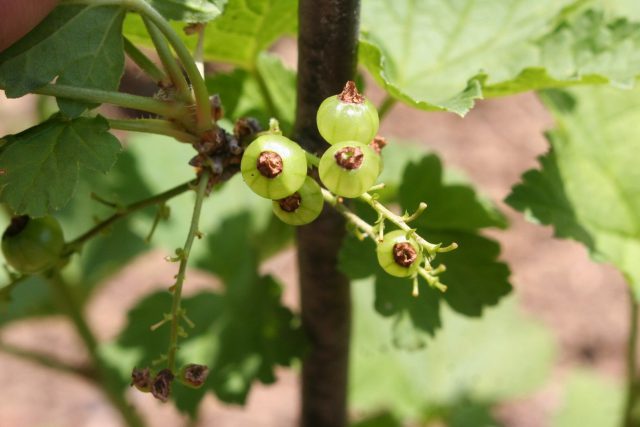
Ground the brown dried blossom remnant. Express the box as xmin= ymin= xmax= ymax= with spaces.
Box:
xmin=183 ymin=23 xmax=205 ymax=35
xmin=234 ymin=117 xmax=262 ymax=142
xmin=257 ymin=151 xmax=283 ymax=178
xmin=151 ymin=369 xmax=175 ymax=402
xmin=338 ymin=80 xmax=365 ymax=104
xmin=393 ymin=242 xmax=418 ymax=267
xmin=181 ymin=364 xmax=210 ymax=389
xmin=4 ymin=216 xmax=29 ymax=238
xmin=369 ymin=135 xmax=387 ymax=155
xmin=278 ymin=192 xmax=302 ymax=212
xmin=210 ymin=94 xmax=223 ymax=122
xmin=0 ymin=168 xmax=6 ymax=176
xmin=334 ymin=146 xmax=364 ymax=170
xmin=131 ymin=367 xmax=152 ymax=392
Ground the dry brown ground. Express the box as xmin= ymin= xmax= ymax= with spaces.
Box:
xmin=0 ymin=39 xmax=631 ymax=426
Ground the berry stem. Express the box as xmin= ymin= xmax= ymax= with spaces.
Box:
xmin=254 ymin=68 xmax=278 ymax=120
xmin=123 ymin=37 xmax=169 ymax=85
xmin=47 ymin=271 xmax=144 ymax=427
xmin=321 ymin=188 xmax=447 ymax=292
xmin=321 ymin=189 xmax=376 ymax=240
xmin=305 ymin=151 xmax=320 ymax=167
xmin=166 ymin=170 xmax=210 ymax=372
xmin=359 ymin=192 xmax=457 ymax=256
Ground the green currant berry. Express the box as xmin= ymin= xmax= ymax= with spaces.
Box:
xmin=241 ymin=134 xmax=308 ymax=200
xmin=319 ymin=141 xmax=380 ymax=198
xmin=272 ymin=177 xmax=324 ymax=226
xmin=2 ymin=215 xmax=65 ymax=274
xmin=376 ymin=230 xmax=423 ymax=278
xmin=316 ymin=81 xmax=379 ymax=145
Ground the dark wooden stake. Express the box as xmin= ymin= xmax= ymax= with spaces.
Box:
xmin=293 ymin=1 xmax=360 ymax=426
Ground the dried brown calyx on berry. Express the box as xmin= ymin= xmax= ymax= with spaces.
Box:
xmin=131 ymin=367 xmax=152 ymax=393
xmin=151 ymin=369 xmax=174 ymax=402
xmin=338 ymin=80 xmax=365 ymax=104
xmin=179 ymin=364 xmax=210 ymax=389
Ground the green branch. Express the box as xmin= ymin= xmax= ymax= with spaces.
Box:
xmin=166 ymin=170 xmax=210 ymax=372
xmin=142 ymin=18 xmax=192 ymax=102
xmin=48 ymin=272 xmax=144 ymax=427
xmin=123 ymin=37 xmax=168 ymax=84
xmin=107 ymin=118 xmax=198 ymax=143
xmin=64 ymin=180 xmax=195 ymax=254
xmin=0 ymin=340 xmax=96 ymax=380
xmin=624 ymin=290 xmax=639 ymax=427
xmin=0 ymin=274 xmax=28 ymax=300
xmin=32 ymin=84 xmax=187 ymax=119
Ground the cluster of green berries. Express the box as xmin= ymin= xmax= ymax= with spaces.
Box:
xmin=240 ymin=81 xmax=425 ymax=281
xmin=1 ymin=89 xmax=434 ymax=291
xmin=240 ymin=81 xmax=382 ymax=224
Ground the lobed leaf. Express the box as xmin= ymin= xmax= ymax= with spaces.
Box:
xmin=206 ymin=52 xmax=296 ymax=133
xmin=0 ymin=114 xmax=121 ymax=217
xmin=360 ymin=0 xmax=640 ymax=115
xmin=552 ymin=370 xmax=624 ymax=427
xmin=507 ymin=85 xmax=640 ymax=298
xmin=350 ymin=283 xmax=554 ymax=420
xmin=0 ymin=4 xmax=125 ymax=117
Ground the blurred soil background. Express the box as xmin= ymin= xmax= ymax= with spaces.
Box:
xmin=0 ymin=38 xmax=630 ymax=426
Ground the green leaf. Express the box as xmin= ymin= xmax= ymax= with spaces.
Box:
xmin=360 ymin=0 xmax=640 ymax=115
xmin=0 ymin=274 xmax=58 ymax=325
xmin=399 ymin=155 xmax=507 ymax=231
xmin=427 ymin=231 xmax=512 ymax=317
xmin=506 ymin=85 xmax=640 ymax=298
xmin=255 ymin=52 xmax=297 ymax=130
xmin=125 ymin=0 xmax=296 ymax=69
xmin=148 ymin=0 xmax=221 ymax=22
xmin=351 ymin=412 xmax=402 ymax=427
xmin=206 ymin=52 xmax=296 ymax=133
xmin=552 ymin=370 xmax=624 ymax=427
xmin=351 ymin=282 xmax=554 ymax=420
xmin=197 ymin=0 xmax=297 ymax=67
xmin=0 ymin=5 xmax=125 ymax=117
xmin=603 ymin=0 xmax=640 ymax=21
xmin=0 ymin=114 xmax=121 ymax=217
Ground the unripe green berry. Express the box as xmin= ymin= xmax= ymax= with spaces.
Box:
xmin=316 ymin=81 xmax=379 ymax=145
xmin=319 ymin=141 xmax=380 ymax=198
xmin=2 ymin=215 xmax=65 ymax=274
xmin=272 ymin=177 xmax=324 ymax=225
xmin=376 ymin=230 xmax=423 ymax=278
xmin=240 ymin=134 xmax=308 ymax=200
